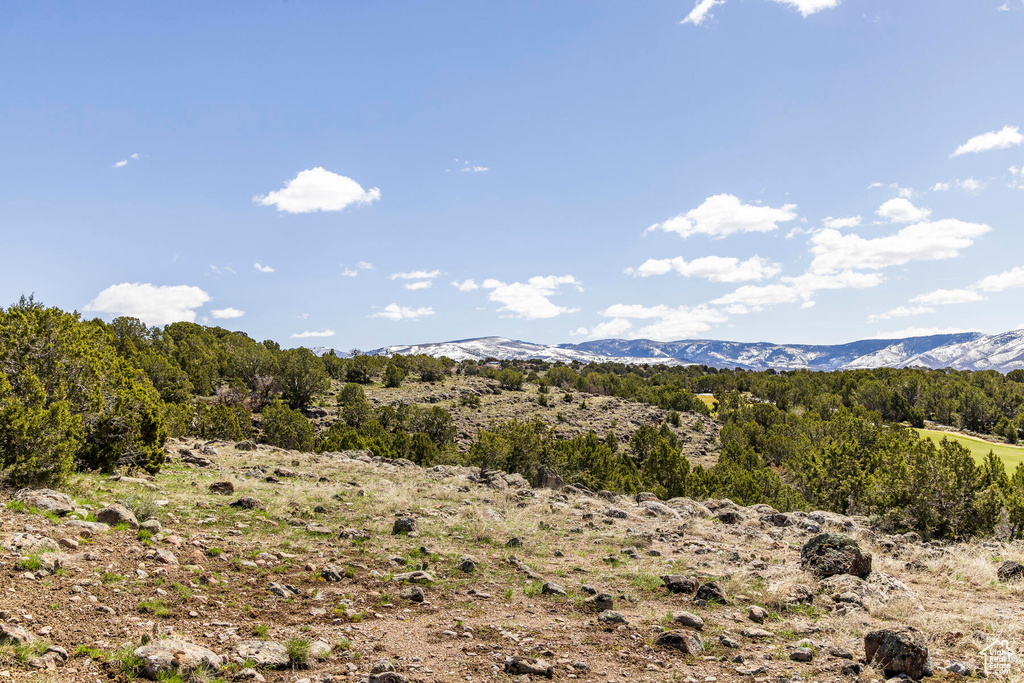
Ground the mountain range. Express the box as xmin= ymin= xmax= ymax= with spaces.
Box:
xmin=349 ymin=330 xmax=1024 ymax=373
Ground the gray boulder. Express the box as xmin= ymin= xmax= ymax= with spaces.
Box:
xmin=134 ymin=639 xmax=223 ymax=679
xmin=800 ymin=533 xmax=872 ymax=579
xmin=864 ymin=628 xmax=933 ymax=680
xmin=15 ymin=489 xmax=75 ymax=516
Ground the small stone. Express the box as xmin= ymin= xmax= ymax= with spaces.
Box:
xmin=400 ymin=586 xmax=425 ymax=603
xmin=541 ymin=581 xmax=566 ymax=596
xmin=392 ymin=517 xmax=417 ymax=535
xmin=96 ymin=504 xmax=139 ymax=529
xmin=748 ymin=606 xmax=768 ymax=624
xmin=790 ymin=647 xmax=814 ymax=662
xmin=504 ymin=656 xmax=553 ymax=677
xmin=597 ymin=610 xmax=627 ymax=624
xmin=656 ymin=630 xmax=704 ymax=654
xmin=673 ymin=611 xmax=704 ymax=630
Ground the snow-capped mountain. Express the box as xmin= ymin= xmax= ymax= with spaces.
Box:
xmin=368 ymin=330 xmax=1024 ymax=372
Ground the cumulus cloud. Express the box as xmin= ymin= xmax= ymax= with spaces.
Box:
xmin=482 ymin=275 xmax=582 ymax=319
xmin=210 ymin=307 xmax=245 ymax=319
xmin=629 ymin=255 xmax=780 ymax=282
xmin=647 ymin=194 xmax=797 ymax=239
xmin=932 ymin=178 xmax=986 ymax=193
xmin=390 ymin=270 xmax=441 ymax=280
xmin=357 ymin=261 xmax=374 ymax=270
xmin=876 ymin=198 xmax=931 ymax=223
xmin=909 ymin=288 xmax=985 ymax=306
xmin=254 ymin=262 xmax=275 ymax=273
xmin=446 ymin=159 xmax=489 ymax=173
xmin=84 ymin=283 xmax=211 ymax=326
xmin=822 ymin=216 xmax=862 ymax=229
xmin=866 ymin=306 xmax=934 ymax=322
xmin=952 ymin=125 xmax=1023 ymax=157
xmin=681 ymin=0 xmax=725 ymax=25
xmin=568 ymin=327 xmax=590 ymax=337
xmin=931 ymin=182 xmax=951 ymax=192
xmin=290 ymin=329 xmax=336 ymax=338
xmin=808 ymin=219 xmax=990 ymax=273
xmin=254 ymin=167 xmax=380 ymax=213
xmin=769 ymin=0 xmax=841 ymax=16
xmin=404 ymin=281 xmax=432 ymax=291
xmin=451 ymin=279 xmax=480 ymax=292
xmin=977 ymin=265 xmax=1024 ymax=292
xmin=370 ymin=304 xmax=435 ymax=321
xmin=710 ymin=284 xmax=802 ymax=311
xmin=340 ymin=268 xmax=358 ymax=277
xmin=597 ymin=304 xmax=727 ymax=341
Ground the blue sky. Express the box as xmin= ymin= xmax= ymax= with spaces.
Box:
xmin=3 ymin=1 xmax=1024 ymax=350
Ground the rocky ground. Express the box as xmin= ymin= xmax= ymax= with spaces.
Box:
xmin=324 ymin=376 xmax=721 ymax=466
xmin=2 ymin=439 xmax=1024 ymax=683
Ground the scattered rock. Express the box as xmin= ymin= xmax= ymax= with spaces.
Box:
xmin=790 ymin=647 xmax=814 ymax=662
xmin=997 ymin=560 xmax=1024 ymax=581
xmin=656 ymin=630 xmax=704 ymax=654
xmin=532 ymin=466 xmax=564 ymax=490
xmin=864 ymin=628 xmax=933 ymax=680
xmin=392 ymin=517 xmax=417 ymax=535
xmin=748 ymin=606 xmax=768 ymax=624
xmin=673 ymin=611 xmax=704 ymax=630
xmin=134 ymin=639 xmax=223 ymax=679
xmin=96 ymin=504 xmax=139 ymax=529
xmin=741 ymin=627 xmax=774 ymax=640
xmin=542 ymin=581 xmax=566 ymax=596
xmin=14 ymin=489 xmax=75 ymax=516
xmin=597 ymin=610 xmax=628 ymax=624
xmin=321 ymin=564 xmax=345 ymax=582
xmin=504 ymin=656 xmax=553 ymax=677
xmin=662 ymin=574 xmax=699 ymax=595
xmin=457 ymin=556 xmax=477 ymax=573
xmin=209 ymin=481 xmax=234 ymax=495
xmin=230 ymin=497 xmax=263 ymax=510
xmin=392 ymin=570 xmax=435 ymax=584
xmin=0 ymin=623 xmax=34 ymax=645
xmin=400 ymin=586 xmax=425 ymax=603
xmin=800 ymin=533 xmax=872 ymax=579
xmin=584 ymin=593 xmax=614 ymax=612
xmin=236 ymin=640 xmax=290 ymax=668
xmin=695 ymin=581 xmax=728 ymax=604
xmin=236 ymin=440 xmax=257 ymax=451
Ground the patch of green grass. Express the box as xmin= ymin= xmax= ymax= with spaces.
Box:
xmin=113 ymin=646 xmax=146 ymax=679
xmin=286 ymin=637 xmax=310 ymax=667
xmin=629 ymin=573 xmax=664 ymax=592
xmin=914 ymin=428 xmax=1024 ymax=469
xmin=138 ymin=599 xmax=174 ymax=618
xmin=5 ymin=499 xmax=29 ymax=513
xmin=524 ymin=581 xmax=543 ymax=598
xmin=252 ymin=624 xmax=269 ymax=639
xmin=137 ymin=529 xmax=154 ymax=543
xmin=333 ymin=638 xmax=351 ymax=652
xmin=75 ymin=645 xmax=106 ymax=661
xmin=101 ymin=571 xmax=126 ymax=584
xmin=206 ymin=547 xmax=224 ymax=557
xmin=18 ymin=553 xmax=43 ymax=571
xmin=171 ymin=582 xmax=191 ymax=603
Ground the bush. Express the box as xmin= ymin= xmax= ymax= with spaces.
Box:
xmin=498 ymin=369 xmax=525 ymax=390
xmin=260 ymin=399 xmax=314 ymax=451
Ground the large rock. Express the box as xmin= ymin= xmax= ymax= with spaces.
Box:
xmin=695 ymin=581 xmax=728 ymax=604
xmin=15 ymin=488 xmax=75 ymax=516
xmin=134 ymin=639 xmax=223 ymax=679
xmin=236 ymin=640 xmax=289 ymax=668
xmin=392 ymin=517 xmax=417 ymax=535
xmin=504 ymin=656 xmax=553 ymax=677
xmin=997 ymin=560 xmax=1024 ymax=581
xmin=96 ymin=504 xmax=139 ymax=529
xmin=0 ymin=623 xmax=35 ymax=645
xmin=800 ymin=533 xmax=871 ymax=579
xmin=532 ymin=466 xmax=564 ymax=490
xmin=864 ymin=629 xmax=932 ymax=679
xmin=661 ymin=574 xmax=699 ymax=595
xmin=656 ymin=630 xmax=704 ymax=654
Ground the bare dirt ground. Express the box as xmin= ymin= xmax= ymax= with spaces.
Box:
xmin=3 ymin=439 xmax=1024 ymax=683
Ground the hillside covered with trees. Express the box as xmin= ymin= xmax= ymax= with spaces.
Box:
xmin=5 ymin=297 xmax=1024 ymax=540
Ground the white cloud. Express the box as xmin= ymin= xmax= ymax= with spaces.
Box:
xmin=909 ymin=288 xmax=985 ymax=306
xmin=783 ymin=270 xmax=885 ymax=298
xmin=808 ymin=219 xmax=990 ymax=273
xmin=866 ymin=306 xmax=934 ymax=322
xmin=977 ymin=265 xmax=1024 ymax=292
xmin=647 ymin=194 xmax=797 ymax=239
xmin=451 ymin=279 xmax=480 ymax=292
xmin=933 ymin=178 xmax=986 ymax=193
xmin=569 ymin=327 xmax=590 ymax=337
xmin=710 ymin=284 xmax=802 ymax=310
xmin=681 ymin=0 xmax=725 ymax=25
xmin=769 ymin=0 xmax=841 ymax=16
xmin=370 ymin=304 xmax=435 ymax=321
xmin=952 ymin=125 xmax=1023 ymax=157
xmin=822 ymin=216 xmax=862 ymax=229
xmin=84 ymin=283 xmax=211 ymax=326
xmin=631 ymin=255 xmax=780 ymax=282
xmin=598 ymin=304 xmax=727 ymax=340
xmin=872 ymin=326 xmax=979 ymax=339
xmin=390 ymin=270 xmax=441 ymax=280
xmin=404 ymin=280 xmax=432 ymax=290
xmin=112 ymin=152 xmax=141 ymax=169
xmin=254 ymin=167 xmax=380 ymax=213
xmin=876 ymin=198 xmax=931 ymax=223
xmin=254 ymin=262 xmax=275 ymax=273
xmin=210 ymin=307 xmax=246 ymax=319
xmin=290 ymin=329 xmax=336 ymax=338
xmin=357 ymin=261 xmax=374 ymax=270
xmin=462 ymin=165 xmax=488 ymax=173
xmin=482 ymin=275 xmax=583 ymax=319
xmin=1010 ymin=165 xmax=1024 ymax=189
xmin=340 ymin=268 xmax=358 ymax=277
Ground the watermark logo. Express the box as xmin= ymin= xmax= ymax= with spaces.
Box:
xmin=981 ymin=639 xmax=1016 ymax=678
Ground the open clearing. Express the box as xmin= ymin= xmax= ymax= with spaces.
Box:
xmin=913 ymin=428 xmax=1024 ymax=470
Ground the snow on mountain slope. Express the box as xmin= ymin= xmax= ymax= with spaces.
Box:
xmin=362 ymin=331 xmax=1024 ymax=372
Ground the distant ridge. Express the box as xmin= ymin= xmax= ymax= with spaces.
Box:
xmin=354 ymin=330 xmax=1024 ymax=373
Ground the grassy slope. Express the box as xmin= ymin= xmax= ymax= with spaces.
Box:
xmin=914 ymin=427 xmax=1024 ymax=470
